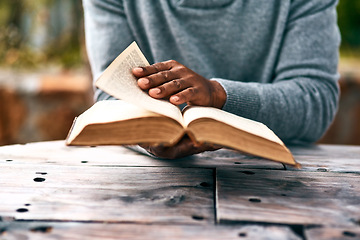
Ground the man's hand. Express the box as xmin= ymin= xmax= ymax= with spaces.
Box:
xmin=140 ymin=136 xmax=220 ymax=159
xmin=133 ymin=60 xmax=226 ymax=109
xmin=133 ymin=60 xmax=226 ymax=158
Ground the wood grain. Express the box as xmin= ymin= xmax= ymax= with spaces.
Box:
xmin=0 ymin=140 xmax=283 ymax=169
xmin=1 ymin=141 xmax=360 ymax=239
xmin=289 ymin=144 xmax=360 ymax=172
xmin=290 ymin=144 xmax=360 ymax=159
xmin=216 ymin=168 xmax=360 ymax=226
xmin=2 ymin=141 xmax=359 ymax=172
xmin=305 ymin=226 xmax=360 ymax=240
xmin=0 ymin=165 xmax=214 ymax=224
xmin=0 ymin=222 xmax=302 ymax=240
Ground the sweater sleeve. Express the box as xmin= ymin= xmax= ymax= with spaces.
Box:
xmin=83 ymin=0 xmax=133 ymax=101
xmin=215 ymin=0 xmax=340 ymax=143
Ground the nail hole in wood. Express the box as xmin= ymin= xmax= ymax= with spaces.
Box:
xmin=281 ymin=194 xmax=287 ymax=196
xmin=238 ymin=232 xmax=247 ymax=237
xmin=317 ymin=167 xmax=328 ymax=172
xmin=5 ymin=159 xmax=13 ymax=162
xmin=200 ymin=182 xmax=211 ymax=188
xmin=165 ymin=195 xmax=186 ymax=207
xmin=34 ymin=177 xmax=46 ymax=182
xmin=192 ymin=215 xmax=204 ymax=221
xmin=249 ymin=198 xmax=261 ymax=203
xmin=81 ymin=161 xmax=88 ymax=163
xmin=354 ymin=219 xmax=360 ymax=225
xmin=16 ymin=208 xmax=28 ymax=213
xmin=24 ymin=203 xmax=31 ymax=206
xmin=343 ymin=231 xmax=357 ymax=238
xmin=36 ymin=172 xmax=47 ymax=175
xmin=234 ymin=162 xmax=242 ymax=164
xmin=240 ymin=171 xmax=255 ymax=175
xmin=30 ymin=226 xmax=53 ymax=233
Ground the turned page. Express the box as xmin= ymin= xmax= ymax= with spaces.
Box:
xmin=182 ymin=106 xmax=284 ymax=145
xmin=95 ymin=42 xmax=184 ymax=125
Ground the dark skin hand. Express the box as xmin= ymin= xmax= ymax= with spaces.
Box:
xmin=140 ymin=136 xmax=220 ymax=159
xmin=133 ymin=60 xmax=226 ymax=159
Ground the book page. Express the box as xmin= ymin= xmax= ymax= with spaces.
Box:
xmin=66 ymin=100 xmax=161 ymax=143
xmin=95 ymin=42 xmax=184 ymax=125
xmin=183 ymin=106 xmax=283 ymax=145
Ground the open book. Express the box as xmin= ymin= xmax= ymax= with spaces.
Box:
xmin=66 ymin=42 xmax=299 ymax=166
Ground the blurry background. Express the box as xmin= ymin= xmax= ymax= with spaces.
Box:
xmin=0 ymin=0 xmax=359 ymax=146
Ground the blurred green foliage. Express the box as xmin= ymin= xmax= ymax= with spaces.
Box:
xmin=0 ymin=0 xmax=359 ymax=69
xmin=337 ymin=0 xmax=360 ymax=55
xmin=0 ymin=0 xmax=84 ymax=69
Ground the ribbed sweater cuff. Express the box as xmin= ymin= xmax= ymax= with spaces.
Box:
xmin=213 ymin=78 xmax=261 ymax=121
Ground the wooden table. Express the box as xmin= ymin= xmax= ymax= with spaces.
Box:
xmin=0 ymin=141 xmax=359 ymax=239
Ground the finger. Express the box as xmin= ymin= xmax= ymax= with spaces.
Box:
xmin=196 ymin=143 xmax=222 ymax=152
xmin=145 ymin=137 xmax=196 ymax=159
xmin=132 ymin=67 xmax=145 ymax=77
xmin=148 ymin=78 xmax=191 ymax=99
xmin=171 ymin=138 xmax=218 ymax=158
xmin=139 ymin=144 xmax=169 ymax=157
xmin=147 ymin=145 xmax=175 ymax=159
xmin=169 ymin=87 xmax=199 ymax=105
xmin=133 ymin=60 xmax=176 ymax=77
xmin=138 ymin=69 xmax=177 ymax=90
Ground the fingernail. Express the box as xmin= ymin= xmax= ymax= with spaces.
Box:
xmin=151 ymin=88 xmax=161 ymax=95
xmin=139 ymin=78 xmax=149 ymax=85
xmin=134 ymin=67 xmax=143 ymax=73
xmin=171 ymin=96 xmax=180 ymax=102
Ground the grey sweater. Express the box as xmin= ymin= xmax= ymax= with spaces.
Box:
xmin=83 ymin=0 xmax=340 ymax=143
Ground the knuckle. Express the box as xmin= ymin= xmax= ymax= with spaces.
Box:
xmin=146 ymin=75 xmax=154 ymax=84
xmin=158 ymin=86 xmax=165 ymax=93
xmin=188 ymin=87 xmax=198 ymax=95
xmin=152 ymin=63 xmax=162 ymax=72
xmin=167 ymin=59 xmax=177 ymax=65
xmin=177 ymin=64 xmax=186 ymax=71
xmin=172 ymin=79 xmax=182 ymax=89
xmin=160 ymin=70 xmax=170 ymax=81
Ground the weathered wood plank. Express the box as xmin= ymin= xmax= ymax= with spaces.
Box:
xmin=305 ymin=226 xmax=360 ymax=240
xmin=0 ymin=165 xmax=214 ymax=224
xmin=290 ymin=144 xmax=360 ymax=159
xmin=216 ymin=168 xmax=360 ymax=226
xmin=0 ymin=222 xmax=302 ymax=240
xmin=0 ymin=140 xmax=283 ymax=169
xmin=289 ymin=144 xmax=360 ymax=172
xmin=2 ymin=141 xmax=360 ymax=172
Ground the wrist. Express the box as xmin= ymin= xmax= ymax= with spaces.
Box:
xmin=210 ymin=80 xmax=227 ymax=109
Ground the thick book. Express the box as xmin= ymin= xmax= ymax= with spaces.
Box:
xmin=66 ymin=42 xmax=299 ymax=167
